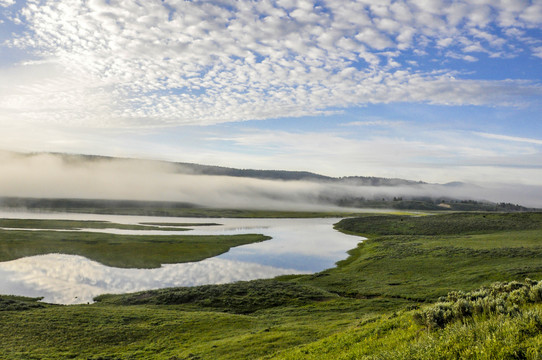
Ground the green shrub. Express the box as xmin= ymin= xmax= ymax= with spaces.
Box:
xmin=0 ymin=296 xmax=45 ymax=311
xmin=414 ymin=279 xmax=542 ymax=330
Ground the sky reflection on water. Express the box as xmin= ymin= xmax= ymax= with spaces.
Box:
xmin=0 ymin=212 xmax=363 ymax=304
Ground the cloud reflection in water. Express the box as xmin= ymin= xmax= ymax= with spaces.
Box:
xmin=0 ymin=254 xmax=304 ymax=304
xmin=0 ymin=215 xmax=363 ymax=305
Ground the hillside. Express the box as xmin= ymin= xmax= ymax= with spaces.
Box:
xmin=50 ymin=151 xmax=424 ymax=185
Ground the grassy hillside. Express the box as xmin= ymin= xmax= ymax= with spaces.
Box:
xmin=276 ymin=279 xmax=542 ymax=359
xmin=1 ymin=212 xmax=541 ymax=358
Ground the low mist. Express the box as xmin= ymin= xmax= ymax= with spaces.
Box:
xmin=0 ymin=151 xmax=540 ymax=210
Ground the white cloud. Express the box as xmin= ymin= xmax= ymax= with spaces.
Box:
xmin=0 ymin=0 xmax=539 ymax=129
xmin=475 ymin=132 xmax=542 ymax=145
xmin=533 ymin=46 xmax=542 ymax=59
xmin=342 ymin=120 xmax=404 ymax=127
xmin=520 ymin=1 xmax=542 ymax=23
xmin=202 ymin=125 xmax=542 ymax=185
xmin=463 ymin=55 xmax=478 ymax=62
xmin=355 ymin=27 xmax=394 ymax=50
xmin=0 ymin=0 xmax=14 ymax=7
xmin=446 ymin=51 xmax=478 ymax=62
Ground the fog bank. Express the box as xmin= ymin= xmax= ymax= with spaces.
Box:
xmin=0 ymin=151 xmax=540 ymax=209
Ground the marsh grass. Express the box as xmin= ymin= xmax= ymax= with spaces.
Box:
xmin=0 ymin=228 xmax=270 ymax=268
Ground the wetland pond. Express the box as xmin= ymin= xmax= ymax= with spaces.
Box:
xmin=0 ymin=211 xmax=363 ymax=304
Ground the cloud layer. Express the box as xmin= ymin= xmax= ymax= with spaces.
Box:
xmin=2 ymin=0 xmax=541 ymax=127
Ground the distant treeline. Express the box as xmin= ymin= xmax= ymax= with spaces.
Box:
xmin=0 ymin=196 xmax=535 ymax=215
xmin=320 ymin=194 xmax=535 ymax=212
xmin=0 ymin=197 xmax=199 ymax=217
xmin=0 ymin=197 xmax=196 ymax=210
xmin=0 ymin=197 xmax=354 ymax=218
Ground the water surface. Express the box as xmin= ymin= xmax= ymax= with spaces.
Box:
xmin=0 ymin=211 xmax=363 ymax=304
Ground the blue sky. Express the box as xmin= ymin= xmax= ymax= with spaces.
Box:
xmin=1 ymin=0 xmax=541 ymax=186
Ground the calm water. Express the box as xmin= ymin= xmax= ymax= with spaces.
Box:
xmin=0 ymin=211 xmax=363 ymax=304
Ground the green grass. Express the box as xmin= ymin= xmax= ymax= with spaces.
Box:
xmin=0 ymin=295 xmax=46 ymax=311
xmin=0 ymin=228 xmax=270 ymax=268
xmin=95 ymin=279 xmax=338 ymax=314
xmin=0 ymin=294 xmax=378 ymax=360
xmin=335 ymin=212 xmax=542 ymax=236
xmin=1 ymin=212 xmax=542 ymax=359
xmin=294 ymin=213 xmax=542 ymax=303
xmin=274 ymin=279 xmax=542 ymax=359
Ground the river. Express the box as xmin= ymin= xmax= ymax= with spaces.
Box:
xmin=0 ymin=211 xmax=363 ymax=304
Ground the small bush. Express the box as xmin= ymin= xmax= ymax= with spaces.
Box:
xmin=0 ymin=297 xmax=45 ymax=311
xmin=414 ymin=278 xmax=542 ymax=330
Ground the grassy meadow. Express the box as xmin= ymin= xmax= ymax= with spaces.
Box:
xmin=1 ymin=212 xmax=542 ymax=358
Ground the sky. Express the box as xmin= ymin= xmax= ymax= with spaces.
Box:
xmin=1 ymin=0 xmax=542 ymax=188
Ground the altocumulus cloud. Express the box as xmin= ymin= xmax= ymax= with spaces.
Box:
xmin=1 ymin=0 xmax=541 ymax=128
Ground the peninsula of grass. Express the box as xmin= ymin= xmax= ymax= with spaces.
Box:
xmin=1 ymin=212 xmax=542 ymax=359
xmin=0 ymin=228 xmax=270 ymax=268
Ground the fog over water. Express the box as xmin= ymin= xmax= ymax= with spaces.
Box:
xmin=0 ymin=151 xmax=540 ymax=208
